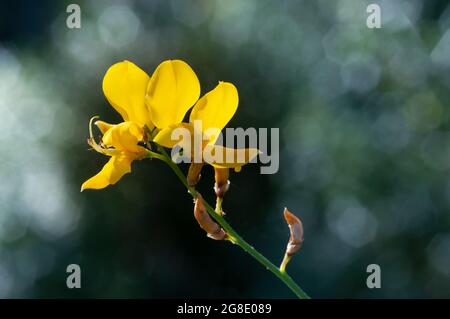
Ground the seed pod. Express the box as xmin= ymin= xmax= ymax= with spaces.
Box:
xmin=283 ymin=207 xmax=304 ymax=256
xmin=194 ymin=193 xmax=227 ymax=240
xmin=214 ymin=168 xmax=230 ymax=198
xmin=187 ymin=163 xmax=205 ymax=187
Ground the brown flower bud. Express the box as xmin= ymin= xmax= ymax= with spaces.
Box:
xmin=194 ymin=193 xmax=227 ymax=240
xmin=214 ymin=168 xmax=230 ymax=198
xmin=187 ymin=163 xmax=205 ymax=187
xmin=283 ymin=207 xmax=304 ymax=256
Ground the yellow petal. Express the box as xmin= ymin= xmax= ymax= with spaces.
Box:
xmin=189 ymin=82 xmax=238 ymax=137
xmin=203 ymin=145 xmax=260 ymax=171
xmin=103 ymin=61 xmax=152 ymax=128
xmin=153 ymin=122 xmax=194 ymax=149
xmin=95 ymin=120 xmax=115 ymax=134
xmin=102 ymin=121 xmax=145 ymax=154
xmin=81 ymin=153 xmax=134 ymax=191
xmin=145 ymin=60 xmax=200 ymax=128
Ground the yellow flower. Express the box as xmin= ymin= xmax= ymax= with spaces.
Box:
xmin=101 ymin=59 xmax=200 ymax=130
xmin=153 ymin=81 xmax=260 ymax=186
xmin=83 ymin=58 xmax=257 ymax=191
xmin=82 ymin=59 xmax=201 ymax=190
xmin=81 ymin=120 xmax=148 ymax=191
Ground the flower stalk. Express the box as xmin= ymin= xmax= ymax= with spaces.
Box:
xmin=152 ymin=146 xmax=310 ymax=299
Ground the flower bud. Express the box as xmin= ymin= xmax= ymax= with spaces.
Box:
xmin=283 ymin=207 xmax=304 ymax=256
xmin=214 ymin=168 xmax=230 ymax=198
xmin=187 ymin=163 xmax=205 ymax=187
xmin=194 ymin=193 xmax=227 ymax=240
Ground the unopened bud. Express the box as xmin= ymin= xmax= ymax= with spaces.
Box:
xmin=194 ymin=193 xmax=227 ymax=240
xmin=283 ymin=207 xmax=304 ymax=256
xmin=187 ymin=163 xmax=205 ymax=187
xmin=214 ymin=168 xmax=230 ymax=198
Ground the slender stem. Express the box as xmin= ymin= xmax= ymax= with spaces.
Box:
xmin=153 ymin=146 xmax=310 ymax=299
xmin=279 ymin=253 xmax=291 ymax=273
xmin=215 ymin=197 xmax=223 ymax=215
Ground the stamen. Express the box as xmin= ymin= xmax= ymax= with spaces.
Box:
xmin=88 ymin=116 xmax=100 ymax=140
xmin=86 ymin=115 xmax=119 ymax=156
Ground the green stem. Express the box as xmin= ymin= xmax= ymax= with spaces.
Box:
xmin=279 ymin=253 xmax=291 ymax=273
xmin=215 ymin=197 xmax=223 ymax=215
xmin=153 ymin=146 xmax=310 ymax=299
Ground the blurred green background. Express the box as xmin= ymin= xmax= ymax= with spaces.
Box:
xmin=1 ymin=0 xmax=450 ymax=298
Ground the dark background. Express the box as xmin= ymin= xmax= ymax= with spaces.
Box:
xmin=0 ymin=0 xmax=450 ymax=298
